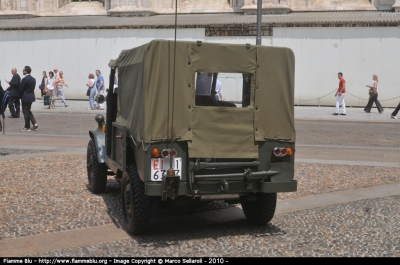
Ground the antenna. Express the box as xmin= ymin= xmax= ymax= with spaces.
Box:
xmin=256 ymin=0 xmax=262 ymax=45
xmin=166 ymin=0 xmax=178 ymax=176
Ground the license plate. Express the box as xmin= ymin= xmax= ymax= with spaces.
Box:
xmin=151 ymin=158 xmax=182 ymax=181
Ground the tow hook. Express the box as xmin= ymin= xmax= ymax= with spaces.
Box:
xmin=161 ymin=168 xmax=180 ymax=201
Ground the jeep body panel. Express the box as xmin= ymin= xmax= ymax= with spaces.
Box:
xmin=89 ymin=129 xmax=106 ymax=164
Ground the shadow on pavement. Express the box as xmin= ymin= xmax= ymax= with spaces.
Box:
xmin=90 ymin=178 xmax=287 ymax=243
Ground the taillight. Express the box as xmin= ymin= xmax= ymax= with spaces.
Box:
xmin=170 ymin=149 xmax=177 ymax=157
xmin=273 ymin=148 xmax=281 ymax=156
xmin=281 ymin=148 xmax=288 ymax=156
xmin=287 ymin=147 xmax=294 ymax=156
xmin=273 ymin=147 xmax=293 ymax=157
xmin=161 ymin=149 xmax=170 ymax=157
xmin=151 ymin=148 xmax=161 ymax=158
xmin=161 ymin=149 xmax=177 ymax=158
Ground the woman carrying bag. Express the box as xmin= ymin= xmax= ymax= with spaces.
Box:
xmin=87 ymin=73 xmax=96 ymax=110
xmin=39 ymin=71 xmax=47 ymax=103
xmin=363 ymin=74 xmax=383 ymax=113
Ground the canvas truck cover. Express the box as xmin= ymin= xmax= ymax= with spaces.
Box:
xmin=110 ymin=40 xmax=295 ymax=159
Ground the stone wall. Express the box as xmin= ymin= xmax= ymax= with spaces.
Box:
xmin=1 ymin=0 xmax=399 ymax=16
xmin=0 ymin=0 xmax=58 ymax=12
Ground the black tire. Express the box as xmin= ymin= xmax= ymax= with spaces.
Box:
xmin=241 ymin=192 xmax=277 ymax=225
xmin=87 ymin=139 xmax=107 ymax=193
xmin=121 ymin=163 xmax=151 ymax=235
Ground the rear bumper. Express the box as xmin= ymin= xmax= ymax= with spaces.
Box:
xmin=144 ymin=179 xmax=297 ymax=196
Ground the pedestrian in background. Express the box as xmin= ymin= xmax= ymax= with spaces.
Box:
xmin=39 ymin=71 xmax=47 ymax=102
xmin=332 ymin=72 xmax=346 ymax=116
xmin=95 ymin=70 xmax=105 ymax=110
xmin=19 ymin=66 xmax=38 ymax=132
xmin=0 ymin=81 xmax=9 ymax=132
xmin=87 ymin=73 xmax=96 ymax=110
xmin=5 ymin=68 xmax=21 ymax=118
xmin=390 ymin=102 xmax=400 ymax=119
xmin=363 ymin=74 xmax=383 ymax=114
xmin=55 ymin=70 xmax=69 ymax=107
xmin=53 ymin=67 xmax=59 ymax=99
xmin=46 ymin=71 xmax=56 ymax=109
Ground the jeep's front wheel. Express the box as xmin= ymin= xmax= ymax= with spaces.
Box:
xmin=241 ymin=192 xmax=277 ymax=225
xmin=87 ymin=139 xmax=107 ymax=193
xmin=121 ymin=163 xmax=151 ymax=235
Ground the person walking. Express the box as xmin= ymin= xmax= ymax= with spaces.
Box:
xmin=95 ymin=70 xmax=105 ymax=110
xmin=46 ymin=71 xmax=56 ymax=109
xmin=87 ymin=73 xmax=96 ymax=110
xmin=39 ymin=71 xmax=47 ymax=103
xmin=363 ymin=74 xmax=383 ymax=114
xmin=332 ymin=72 xmax=346 ymax=116
xmin=19 ymin=66 xmax=38 ymax=132
xmin=53 ymin=67 xmax=59 ymax=99
xmin=5 ymin=68 xmax=21 ymax=118
xmin=0 ymin=81 xmax=9 ymax=132
xmin=390 ymin=102 xmax=400 ymax=119
xmin=55 ymin=70 xmax=69 ymax=107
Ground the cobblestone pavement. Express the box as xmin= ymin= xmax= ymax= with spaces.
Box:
xmin=29 ymin=196 xmax=400 ymax=257
xmin=0 ymin=114 xmax=399 ymax=257
xmin=1 ymin=154 xmax=399 ymax=241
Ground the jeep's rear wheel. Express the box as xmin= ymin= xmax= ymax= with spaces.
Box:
xmin=87 ymin=139 xmax=107 ymax=193
xmin=121 ymin=163 xmax=151 ymax=235
xmin=241 ymin=192 xmax=277 ymax=225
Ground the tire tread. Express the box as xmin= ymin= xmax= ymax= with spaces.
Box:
xmin=123 ymin=163 xmax=151 ymax=235
xmin=241 ymin=192 xmax=277 ymax=225
xmin=87 ymin=139 xmax=107 ymax=193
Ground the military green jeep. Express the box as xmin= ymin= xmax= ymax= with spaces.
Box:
xmin=86 ymin=40 xmax=297 ymax=235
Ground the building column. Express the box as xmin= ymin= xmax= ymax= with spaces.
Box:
xmin=53 ymin=0 xmax=58 ymax=12
xmin=393 ymin=0 xmax=400 ymax=12
xmin=27 ymin=0 xmax=32 ymax=11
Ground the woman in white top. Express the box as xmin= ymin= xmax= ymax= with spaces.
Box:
xmin=46 ymin=71 xmax=56 ymax=109
xmin=87 ymin=73 xmax=96 ymax=110
xmin=364 ymin=74 xmax=383 ymax=113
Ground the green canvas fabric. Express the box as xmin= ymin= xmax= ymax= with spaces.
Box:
xmin=254 ymin=46 xmax=296 ymax=143
xmin=110 ymin=40 xmax=295 ymax=158
xmin=188 ymin=107 xmax=258 ymax=158
xmin=115 ymin=45 xmax=147 ymax=142
xmin=143 ymin=40 xmax=193 ymax=143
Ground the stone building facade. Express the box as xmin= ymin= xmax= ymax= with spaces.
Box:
xmin=1 ymin=0 xmax=400 ymax=17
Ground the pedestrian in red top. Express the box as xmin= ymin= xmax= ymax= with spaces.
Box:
xmin=333 ymin=72 xmax=346 ymax=116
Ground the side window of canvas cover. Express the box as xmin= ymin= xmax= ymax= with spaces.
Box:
xmin=194 ymin=72 xmax=252 ymax=108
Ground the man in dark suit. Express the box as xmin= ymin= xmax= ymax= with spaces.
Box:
xmin=19 ymin=66 xmax=38 ymax=132
xmin=0 ymin=81 xmax=10 ymax=132
xmin=5 ymin=68 xmax=21 ymax=118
